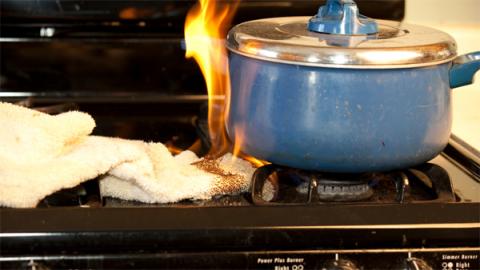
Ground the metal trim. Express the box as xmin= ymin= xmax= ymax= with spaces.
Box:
xmin=228 ymin=48 xmax=456 ymax=69
xmin=1 ymin=247 xmax=479 ymax=262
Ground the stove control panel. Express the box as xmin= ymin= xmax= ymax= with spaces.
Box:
xmin=247 ymin=249 xmax=479 ymax=270
xmin=2 ymin=248 xmax=479 ymax=269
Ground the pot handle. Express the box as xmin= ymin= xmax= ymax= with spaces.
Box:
xmin=450 ymin=51 xmax=480 ymax=88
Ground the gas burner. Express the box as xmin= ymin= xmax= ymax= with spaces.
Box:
xmin=251 ymin=166 xmax=375 ymax=204
xmin=315 ymin=176 xmax=373 ymax=202
xmin=251 ymin=163 xmax=456 ymax=205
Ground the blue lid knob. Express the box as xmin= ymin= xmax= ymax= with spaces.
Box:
xmin=308 ymin=0 xmax=378 ymax=35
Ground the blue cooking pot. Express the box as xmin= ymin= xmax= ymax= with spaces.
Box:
xmin=225 ymin=0 xmax=480 ymax=172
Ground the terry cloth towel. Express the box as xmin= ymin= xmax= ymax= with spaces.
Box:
xmin=0 ymin=102 xmax=254 ymax=208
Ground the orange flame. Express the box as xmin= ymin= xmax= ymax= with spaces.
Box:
xmin=184 ymin=0 xmax=267 ymax=167
xmin=184 ymin=0 xmax=239 ymax=156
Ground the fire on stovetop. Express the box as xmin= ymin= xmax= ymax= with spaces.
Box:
xmin=184 ymin=0 xmax=266 ymax=168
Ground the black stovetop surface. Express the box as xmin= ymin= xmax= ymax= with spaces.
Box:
xmin=0 ymin=102 xmax=478 ymax=270
xmin=0 ymin=114 xmax=479 ymax=255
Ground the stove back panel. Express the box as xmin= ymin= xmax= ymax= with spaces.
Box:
xmin=1 ymin=0 xmax=404 ymax=23
xmin=0 ymin=0 xmax=405 ymax=102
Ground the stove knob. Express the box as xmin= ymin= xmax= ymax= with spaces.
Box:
xmin=404 ymin=257 xmax=432 ymax=270
xmin=321 ymin=259 xmax=359 ymax=270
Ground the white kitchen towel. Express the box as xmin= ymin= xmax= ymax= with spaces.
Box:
xmin=0 ymin=102 xmax=254 ymax=208
xmin=99 ymin=150 xmax=254 ymax=204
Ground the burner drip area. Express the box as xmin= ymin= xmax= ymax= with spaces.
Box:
xmin=251 ymin=163 xmax=456 ymax=205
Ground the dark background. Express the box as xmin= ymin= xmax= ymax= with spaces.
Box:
xmin=0 ymin=0 xmax=404 ymax=97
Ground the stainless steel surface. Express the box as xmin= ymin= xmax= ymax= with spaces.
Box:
xmin=227 ymin=17 xmax=457 ymax=68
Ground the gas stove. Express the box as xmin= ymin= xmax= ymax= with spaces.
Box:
xmin=1 ymin=0 xmax=479 ymax=269
xmin=0 ymin=102 xmax=478 ymax=269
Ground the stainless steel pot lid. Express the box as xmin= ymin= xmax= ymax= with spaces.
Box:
xmin=226 ymin=1 xmax=457 ymax=69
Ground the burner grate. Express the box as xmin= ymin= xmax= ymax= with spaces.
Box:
xmin=36 ymin=179 xmax=253 ymax=208
xmin=251 ymin=163 xmax=456 ymax=205
xmin=35 ymin=163 xmax=456 ymax=208
xmin=37 ymin=180 xmax=102 ymax=208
